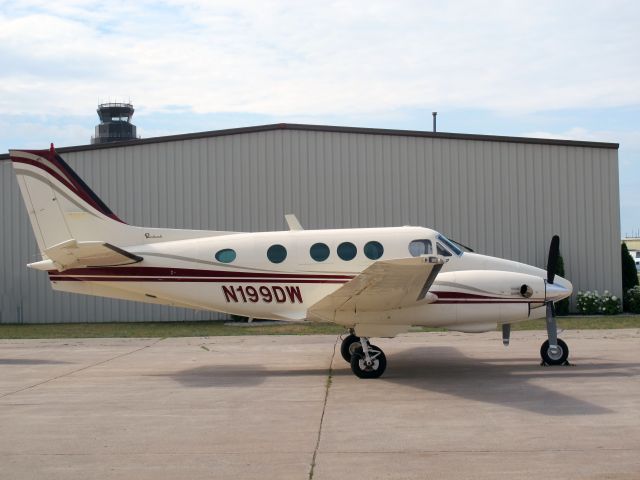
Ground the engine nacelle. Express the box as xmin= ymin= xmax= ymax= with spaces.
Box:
xmin=440 ymin=270 xmax=546 ymax=303
xmin=435 ymin=270 xmax=546 ymax=327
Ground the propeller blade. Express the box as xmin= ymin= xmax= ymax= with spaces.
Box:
xmin=546 ymin=235 xmax=560 ymax=285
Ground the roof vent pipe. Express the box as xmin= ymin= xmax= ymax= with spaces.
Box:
xmin=432 ymin=112 xmax=437 ymax=132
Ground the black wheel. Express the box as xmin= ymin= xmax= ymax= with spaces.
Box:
xmin=340 ymin=334 xmax=361 ymax=362
xmin=350 ymin=344 xmax=387 ymax=379
xmin=540 ymin=338 xmax=569 ymax=365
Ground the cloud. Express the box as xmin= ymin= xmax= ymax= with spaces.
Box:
xmin=522 ymin=126 xmax=638 ymax=144
xmin=1 ymin=0 xmax=639 ymax=117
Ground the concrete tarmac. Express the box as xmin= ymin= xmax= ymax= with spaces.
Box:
xmin=1 ymin=330 xmax=639 ymax=479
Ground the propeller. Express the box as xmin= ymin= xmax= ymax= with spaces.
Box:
xmin=544 ymin=235 xmax=562 ymax=362
xmin=546 ymin=235 xmax=560 ymax=285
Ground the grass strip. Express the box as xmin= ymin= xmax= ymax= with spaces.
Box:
xmin=1 ymin=316 xmax=639 ymax=339
xmin=0 ymin=321 xmax=344 ymax=339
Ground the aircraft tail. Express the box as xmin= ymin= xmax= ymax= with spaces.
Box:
xmin=10 ymin=145 xmax=235 ymax=270
xmin=9 ymin=145 xmax=132 ymax=254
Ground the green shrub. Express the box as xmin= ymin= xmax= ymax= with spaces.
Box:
xmin=599 ymin=291 xmax=621 ymax=315
xmin=624 ymin=286 xmax=640 ymax=313
xmin=621 ymin=243 xmax=639 ymax=293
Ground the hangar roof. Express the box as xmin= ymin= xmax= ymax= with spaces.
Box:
xmin=0 ymin=122 xmax=619 ymax=159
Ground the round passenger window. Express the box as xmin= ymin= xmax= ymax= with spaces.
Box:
xmin=310 ymin=243 xmax=330 ymax=262
xmin=215 ymin=248 xmax=236 ymax=263
xmin=267 ymin=244 xmax=287 ymax=263
xmin=364 ymin=241 xmax=384 ymax=260
xmin=337 ymin=242 xmax=357 ymax=261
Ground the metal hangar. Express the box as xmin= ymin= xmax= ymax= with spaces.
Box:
xmin=0 ymin=123 xmax=620 ymax=323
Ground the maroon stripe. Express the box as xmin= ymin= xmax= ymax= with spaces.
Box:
xmin=434 ymin=300 xmax=534 ymax=304
xmin=11 ymin=156 xmax=124 ymax=223
xmin=50 ymin=276 xmax=349 ymax=284
xmin=434 ymin=291 xmax=500 ymax=300
xmin=13 ymin=157 xmax=80 ymax=198
xmin=49 ymin=153 xmax=125 ymax=224
xmin=50 ymin=266 xmax=355 ymax=280
xmin=433 ymin=291 xmax=544 ymax=302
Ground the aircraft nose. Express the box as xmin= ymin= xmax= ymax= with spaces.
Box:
xmin=546 ymin=277 xmax=573 ymax=302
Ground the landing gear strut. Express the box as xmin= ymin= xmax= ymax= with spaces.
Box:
xmin=540 ymin=304 xmax=570 ymax=365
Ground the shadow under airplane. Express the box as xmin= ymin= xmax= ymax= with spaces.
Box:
xmin=166 ymin=343 xmax=639 ymax=416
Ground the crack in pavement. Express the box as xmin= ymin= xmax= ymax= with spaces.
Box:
xmin=0 ymin=338 xmax=165 ymax=399
xmin=308 ymin=336 xmax=338 ymax=480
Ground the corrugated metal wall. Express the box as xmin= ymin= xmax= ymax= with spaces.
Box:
xmin=0 ymin=128 xmax=621 ymax=323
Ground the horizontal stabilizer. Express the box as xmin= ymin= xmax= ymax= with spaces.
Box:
xmin=308 ymin=256 xmax=444 ymax=322
xmin=29 ymin=239 xmax=143 ymax=271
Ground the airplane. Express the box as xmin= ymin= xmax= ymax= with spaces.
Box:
xmin=8 ymin=145 xmax=573 ymax=378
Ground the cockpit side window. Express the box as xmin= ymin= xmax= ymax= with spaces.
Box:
xmin=409 ymin=239 xmax=433 ymax=257
xmin=436 ymin=242 xmax=452 ymax=257
xmin=437 ymin=234 xmax=463 ymax=256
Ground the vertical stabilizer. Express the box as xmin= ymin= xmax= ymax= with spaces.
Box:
xmin=9 ymin=146 xmax=126 ymax=254
xmin=10 ymin=145 xmax=234 ymax=261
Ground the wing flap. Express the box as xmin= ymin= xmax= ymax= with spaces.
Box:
xmin=308 ymin=256 xmax=444 ymax=322
xmin=29 ymin=239 xmax=143 ymax=271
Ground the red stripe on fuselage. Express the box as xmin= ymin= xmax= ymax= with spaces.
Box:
xmin=49 ymin=276 xmax=349 ymax=284
xmin=49 ymin=266 xmax=356 ymax=280
xmin=433 ymin=299 xmax=539 ymax=304
xmin=432 ymin=290 xmax=544 ymax=303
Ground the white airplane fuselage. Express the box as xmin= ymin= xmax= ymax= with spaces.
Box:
xmin=48 ymin=226 xmax=572 ymax=334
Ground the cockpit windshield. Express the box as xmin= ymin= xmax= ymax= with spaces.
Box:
xmin=437 ymin=234 xmax=463 ymax=256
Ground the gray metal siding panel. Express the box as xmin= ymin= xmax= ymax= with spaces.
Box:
xmin=0 ymin=129 xmax=621 ymax=323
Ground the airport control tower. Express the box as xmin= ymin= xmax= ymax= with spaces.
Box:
xmin=91 ymin=102 xmax=138 ymax=144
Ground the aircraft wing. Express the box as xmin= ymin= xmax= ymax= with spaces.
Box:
xmin=308 ymin=256 xmax=444 ymax=323
xmin=28 ymin=239 xmax=143 ymax=271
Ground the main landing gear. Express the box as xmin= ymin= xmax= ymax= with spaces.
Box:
xmin=340 ymin=332 xmax=387 ymax=379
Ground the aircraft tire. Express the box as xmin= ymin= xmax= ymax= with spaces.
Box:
xmin=350 ymin=345 xmax=387 ymax=379
xmin=340 ymin=334 xmax=361 ymax=362
xmin=540 ymin=338 xmax=569 ymax=365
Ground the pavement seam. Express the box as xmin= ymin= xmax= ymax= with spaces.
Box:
xmin=0 ymin=337 xmax=165 ymax=399
xmin=308 ymin=335 xmax=338 ymax=480
xmin=2 ymin=446 xmax=639 ymax=456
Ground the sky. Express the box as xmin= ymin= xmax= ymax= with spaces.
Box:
xmin=1 ymin=0 xmax=639 ymax=234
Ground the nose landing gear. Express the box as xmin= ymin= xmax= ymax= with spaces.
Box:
xmin=541 ymin=304 xmax=570 ymax=365
xmin=540 ymin=235 xmax=571 ymax=366
xmin=540 ymin=338 xmax=569 ymax=365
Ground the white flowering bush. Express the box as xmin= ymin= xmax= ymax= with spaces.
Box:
xmin=576 ymin=290 xmax=601 ymax=315
xmin=576 ymin=290 xmax=621 ymax=315
xmin=599 ymin=290 xmax=621 ymax=315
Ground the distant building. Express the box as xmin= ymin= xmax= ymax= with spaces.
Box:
xmin=91 ymin=102 xmax=137 ymax=144
xmin=623 ymin=238 xmax=640 ymax=271
xmin=0 ymin=123 xmax=621 ymax=323
xmin=623 ymin=237 xmax=640 ymax=251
